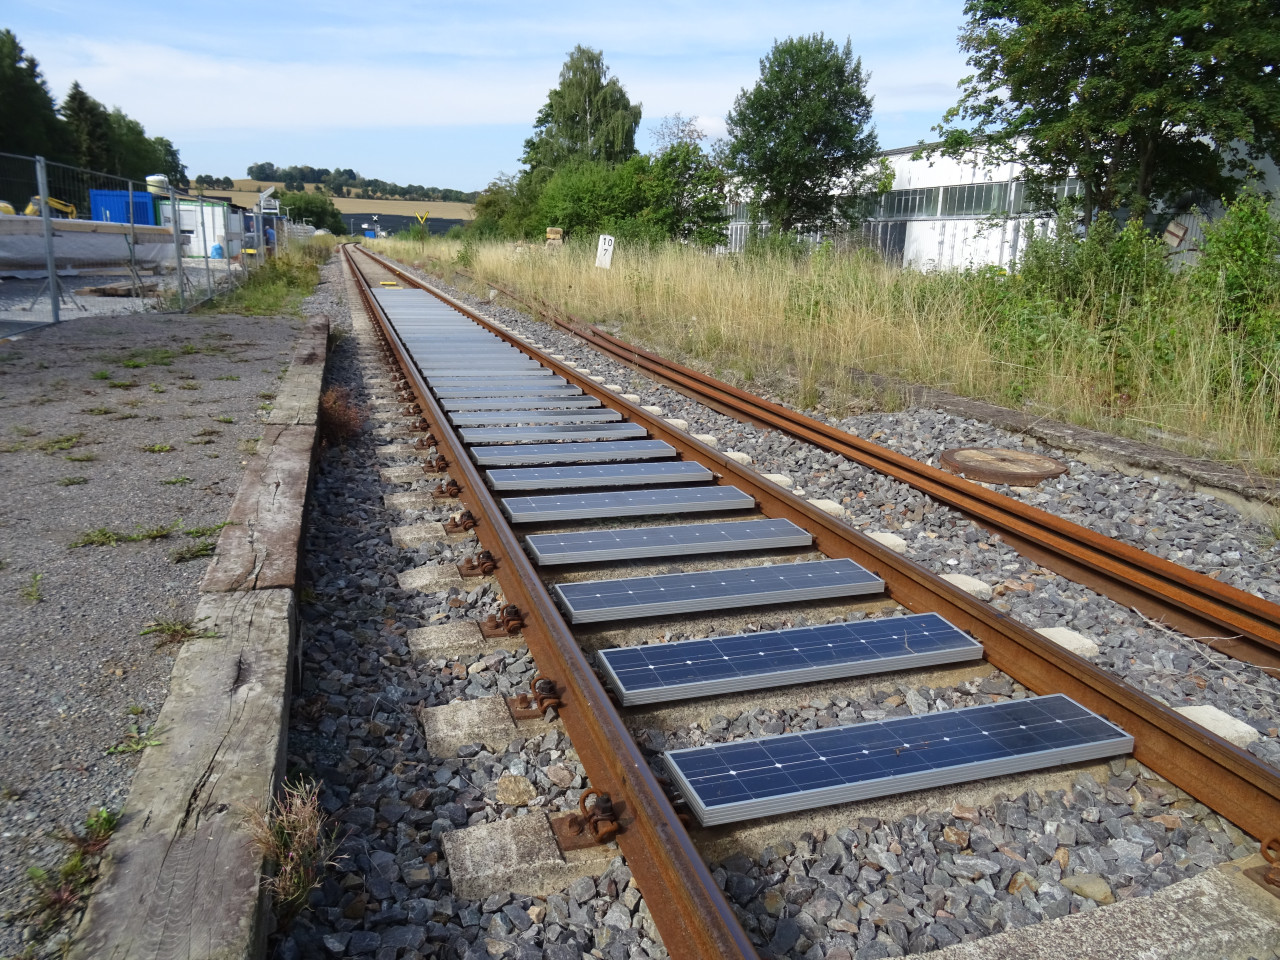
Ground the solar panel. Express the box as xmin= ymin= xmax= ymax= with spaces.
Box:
xmin=472 ymin=439 xmax=675 ymax=467
xmin=554 ymin=558 xmax=883 ymax=623
xmin=486 ymin=461 xmax=714 ymax=491
xmin=435 ymin=386 xmax=585 ymax=399
xmin=445 ymin=397 xmax=602 ymax=412
xmin=430 ymin=374 xmax=564 ymax=386
xmin=501 ymin=485 xmax=753 ymax=522
xmin=460 ymin=423 xmax=648 ymax=444
xmin=527 ymin=518 xmax=811 ymax=565
xmin=664 ymin=694 xmax=1132 ymax=826
xmin=599 ymin=612 xmax=983 ymax=705
xmin=450 ymin=409 xmax=623 ymax=427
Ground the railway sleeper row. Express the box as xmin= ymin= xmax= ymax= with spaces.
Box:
xmin=277 ymin=248 xmax=1280 ymax=960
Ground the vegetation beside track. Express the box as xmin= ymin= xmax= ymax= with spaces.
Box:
xmin=199 ymin=236 xmax=340 ymax=317
xmin=370 ymin=201 xmax=1280 ymax=475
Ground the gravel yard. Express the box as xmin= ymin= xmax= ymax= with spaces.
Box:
xmin=0 ymin=294 xmax=318 ymax=953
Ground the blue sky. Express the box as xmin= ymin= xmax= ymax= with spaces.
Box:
xmin=7 ymin=1 xmax=972 ymax=191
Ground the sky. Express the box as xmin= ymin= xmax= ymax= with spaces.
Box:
xmin=7 ymin=1 xmax=972 ymax=192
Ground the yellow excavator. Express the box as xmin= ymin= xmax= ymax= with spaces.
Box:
xmin=21 ymin=196 xmax=77 ymax=218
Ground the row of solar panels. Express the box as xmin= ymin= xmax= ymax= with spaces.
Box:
xmin=372 ymin=287 xmax=1133 ymax=826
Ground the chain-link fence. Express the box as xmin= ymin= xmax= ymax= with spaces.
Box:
xmin=0 ymin=152 xmax=310 ymax=337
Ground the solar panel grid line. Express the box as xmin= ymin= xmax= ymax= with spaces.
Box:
xmin=525 ymin=518 xmax=812 ymax=565
xmin=435 ymin=387 xmax=586 ymax=399
xmin=664 ymin=695 xmax=1133 ymax=825
xmin=460 ymin=424 xmax=649 ymax=445
xmin=597 ymin=613 xmax=985 ymax=705
xmin=445 ymin=398 xmax=604 ymax=411
xmin=500 ymin=485 xmax=754 ymax=523
xmin=485 ymin=461 xmax=715 ymax=490
xmin=554 ymin=558 xmax=884 ymax=622
xmin=450 ymin=410 xmax=624 ymax=427
xmin=472 ymin=439 xmax=676 ymax=467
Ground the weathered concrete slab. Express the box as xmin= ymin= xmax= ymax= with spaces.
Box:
xmin=418 ymin=696 xmax=516 ymax=755
xmin=941 ymin=573 xmax=994 ymax=600
xmin=1174 ymin=704 xmax=1261 ymax=748
xmin=201 ymin=422 xmax=316 ymax=592
xmin=724 ymin=450 xmax=752 ymax=465
xmin=865 ymin=531 xmax=908 ymax=554
xmin=385 ymin=491 xmax=443 ymax=512
xmin=376 ymin=443 xmax=424 ymax=459
xmin=442 ymin=813 xmax=619 ymax=900
xmin=373 ymin=424 xmax=426 ymax=439
xmin=397 ymin=564 xmax=465 ymax=593
xmin=692 ymin=433 xmax=719 ymax=447
xmin=390 ymin=521 xmax=448 ymax=548
xmin=930 ymin=854 xmax=1280 ymax=960
xmin=1037 ymin=626 xmax=1100 ymax=658
xmin=266 ymin=314 xmax=328 ymax=426
xmin=406 ymin=621 xmax=498 ymax=659
xmin=71 ymin=589 xmax=295 ymax=960
xmin=381 ymin=465 xmax=426 ymax=484
xmin=807 ymin=498 xmax=844 ymax=517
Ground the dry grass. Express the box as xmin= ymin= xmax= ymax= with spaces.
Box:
xmin=318 ymin=385 xmax=364 ymax=446
xmin=243 ymin=779 xmax=342 ymax=928
xmin=369 ymin=235 xmax=1280 ymax=475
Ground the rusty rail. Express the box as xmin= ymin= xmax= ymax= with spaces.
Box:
xmin=352 ymin=244 xmax=1280 ymax=848
xmin=342 ymin=245 xmax=759 ymax=960
xmin=431 ymin=263 xmax=1280 ymax=680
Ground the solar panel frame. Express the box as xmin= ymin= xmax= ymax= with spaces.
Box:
xmin=471 ymin=439 xmax=676 ymax=467
xmin=526 ymin=518 xmax=811 ymax=565
xmin=445 ymin=397 xmax=603 ymax=411
xmin=665 ymin=694 xmax=1133 ymax=825
xmin=554 ymin=558 xmax=883 ymax=622
xmin=450 ymin=409 xmax=623 ymax=427
xmin=597 ymin=612 xmax=983 ymax=705
xmin=435 ymin=386 xmax=585 ymax=399
xmin=485 ymin=461 xmax=714 ymax=491
xmin=460 ymin=423 xmax=648 ymax=445
xmin=500 ymin=485 xmax=754 ymax=522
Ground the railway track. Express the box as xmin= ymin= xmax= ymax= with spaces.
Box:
xmin=340 ymin=242 xmax=1280 ymax=959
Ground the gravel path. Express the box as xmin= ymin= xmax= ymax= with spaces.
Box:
xmin=0 ymin=294 xmax=318 ymax=953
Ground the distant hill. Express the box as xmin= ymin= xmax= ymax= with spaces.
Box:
xmin=194 ymin=181 xmax=474 ymax=222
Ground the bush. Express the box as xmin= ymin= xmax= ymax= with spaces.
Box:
xmin=1193 ymin=191 xmax=1280 ymax=349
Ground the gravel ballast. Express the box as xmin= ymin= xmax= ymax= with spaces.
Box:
xmin=0 ymin=295 xmax=320 ymax=953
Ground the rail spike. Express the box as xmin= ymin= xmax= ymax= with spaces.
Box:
xmin=553 ymin=789 xmax=621 ymax=850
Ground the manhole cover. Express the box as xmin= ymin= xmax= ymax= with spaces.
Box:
xmin=939 ymin=447 xmax=1067 ymax=486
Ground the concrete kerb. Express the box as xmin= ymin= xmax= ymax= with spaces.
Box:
xmin=71 ymin=311 xmax=330 ymax=960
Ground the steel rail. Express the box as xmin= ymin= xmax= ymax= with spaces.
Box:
xmin=352 ymin=243 xmax=1280 ymax=847
xmin=436 ymin=265 xmax=1280 ymax=680
xmin=341 ymin=245 xmax=759 ymax=960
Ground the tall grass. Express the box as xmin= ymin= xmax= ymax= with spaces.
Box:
xmin=369 ymin=233 xmax=1280 ymax=474
xmin=201 ymin=238 xmax=335 ymax=317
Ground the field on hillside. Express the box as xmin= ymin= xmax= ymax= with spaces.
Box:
xmin=195 ymin=180 xmax=473 ymax=220
xmin=369 ymin=234 xmax=1280 ymax=475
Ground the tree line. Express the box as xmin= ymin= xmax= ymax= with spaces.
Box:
xmin=1 ymin=30 xmax=187 ymax=186
xmin=238 ymin=162 xmax=479 ymax=203
xmin=474 ymin=1 xmax=1278 ymax=244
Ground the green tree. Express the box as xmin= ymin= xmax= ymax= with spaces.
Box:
xmin=725 ymin=34 xmax=881 ymax=232
xmin=150 ymin=136 xmax=187 ymax=187
xmin=646 ymin=142 xmax=728 ymax=246
xmin=935 ymin=0 xmax=1280 ymax=224
xmin=0 ymin=29 xmax=67 ymax=159
xmin=277 ymin=190 xmax=345 ymax=233
xmin=61 ymin=81 xmax=113 ymax=171
xmin=523 ymin=45 xmax=642 ymax=171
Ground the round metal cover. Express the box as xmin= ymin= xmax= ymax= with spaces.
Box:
xmin=939 ymin=447 xmax=1067 ymax=485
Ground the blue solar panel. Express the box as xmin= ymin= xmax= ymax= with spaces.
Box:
xmin=485 ymin=462 xmax=714 ymax=491
xmin=554 ymin=559 xmax=883 ymax=623
xmin=460 ymin=423 xmax=647 ymax=444
xmin=500 ymin=485 xmax=753 ymax=522
xmin=471 ymin=439 xmax=675 ymax=467
xmin=526 ymin=518 xmax=810 ymax=565
xmin=665 ymin=695 xmax=1132 ymax=825
xmin=598 ymin=613 xmax=983 ymax=705
xmin=445 ymin=397 xmax=603 ymax=412
xmin=435 ymin=386 xmax=584 ymax=399
xmin=450 ymin=409 xmax=623 ymax=427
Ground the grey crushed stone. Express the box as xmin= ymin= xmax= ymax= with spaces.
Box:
xmin=0 ymin=295 xmax=309 ymax=953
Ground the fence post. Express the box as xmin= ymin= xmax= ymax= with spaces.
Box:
xmin=169 ymin=186 xmax=185 ymax=311
xmin=198 ymin=195 xmax=212 ymax=301
xmin=34 ymin=156 xmax=61 ymax=324
xmin=126 ymin=179 xmax=141 ymax=297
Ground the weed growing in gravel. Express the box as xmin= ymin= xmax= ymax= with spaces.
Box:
xmin=162 ymin=476 xmax=192 ymax=485
xmin=133 ymin=521 xmax=179 ymax=541
xmin=20 ymin=573 xmax=43 ymax=603
xmin=119 ymin=347 xmax=176 ymax=368
xmin=178 ymin=382 xmax=200 ymax=390
xmin=142 ymin=443 xmax=174 ymax=453
xmin=318 ymin=386 xmax=364 ymax=445
xmin=13 ymin=425 xmax=38 ymax=437
xmin=243 ymin=778 xmax=342 ymax=928
xmin=71 ymin=528 xmax=123 ymax=547
xmin=23 ymin=857 xmax=92 ymax=937
xmin=238 ymin=438 xmax=259 ymax=455
xmin=65 ymin=453 xmax=96 ymax=462
xmin=214 ymin=415 xmax=234 ymax=423
xmin=106 ymin=722 xmax=165 ymax=754
xmin=56 ymin=477 xmax=88 ymax=487
xmin=193 ymin=428 xmax=221 ymax=437
xmin=141 ymin=616 xmax=216 ymax=647
xmin=107 ymin=381 xmax=139 ymax=390
xmin=214 ymin=374 xmax=240 ymax=381
xmin=183 ymin=522 xmax=231 ymax=538
xmin=127 ymin=704 xmax=145 ymax=716
xmin=90 ymin=370 xmax=111 ymax=380
xmin=171 ymin=540 xmax=215 ymax=563
xmin=36 ymin=434 xmax=82 ymax=453
xmin=186 ymin=437 xmax=215 ymax=445
xmin=82 ymin=406 xmax=113 ymax=415
xmin=258 ymin=392 xmax=277 ymax=401
xmin=149 ymin=383 xmax=165 ymax=394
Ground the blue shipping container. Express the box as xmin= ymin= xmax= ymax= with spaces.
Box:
xmin=89 ymin=189 xmax=155 ymax=226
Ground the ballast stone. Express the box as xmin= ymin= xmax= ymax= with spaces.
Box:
xmin=1036 ymin=626 xmax=1100 ymax=658
xmin=941 ymin=573 xmax=994 ymax=601
xmin=1174 ymin=704 xmax=1261 ymax=748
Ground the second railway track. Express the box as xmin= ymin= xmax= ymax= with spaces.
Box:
xmin=314 ymin=243 xmax=1280 ymax=959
